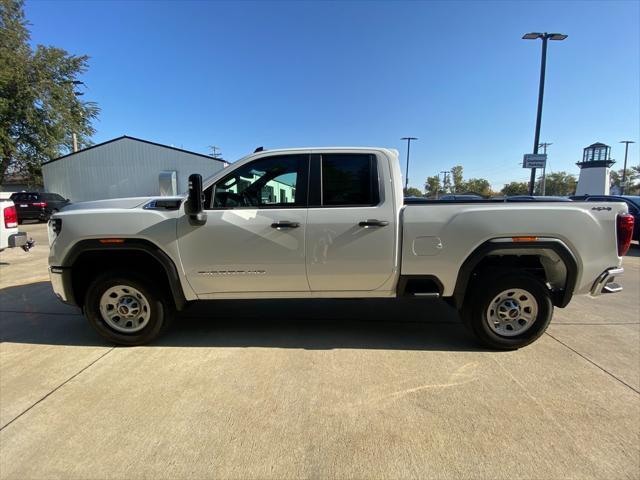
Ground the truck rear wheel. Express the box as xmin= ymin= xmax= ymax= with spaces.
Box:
xmin=462 ymin=272 xmax=553 ymax=350
xmin=84 ymin=271 xmax=173 ymax=346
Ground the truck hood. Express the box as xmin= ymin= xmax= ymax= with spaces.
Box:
xmin=60 ymin=197 xmax=156 ymax=212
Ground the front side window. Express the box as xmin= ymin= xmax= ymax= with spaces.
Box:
xmin=206 ymin=155 xmax=307 ymax=209
xmin=321 ymin=154 xmax=379 ymax=206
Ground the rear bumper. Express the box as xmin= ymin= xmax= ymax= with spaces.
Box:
xmin=8 ymin=232 xmax=27 ymax=248
xmin=591 ymin=267 xmax=624 ymax=296
xmin=49 ymin=266 xmax=77 ymax=306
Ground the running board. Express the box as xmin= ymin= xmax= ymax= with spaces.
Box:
xmin=603 ymin=282 xmax=623 ymax=294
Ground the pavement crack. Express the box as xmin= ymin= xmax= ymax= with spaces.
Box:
xmin=0 ymin=347 xmax=116 ymax=431
xmin=544 ymin=332 xmax=640 ymax=395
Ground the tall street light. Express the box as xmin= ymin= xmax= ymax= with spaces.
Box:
xmin=619 ymin=140 xmax=635 ymax=194
xmin=401 ymin=136 xmax=418 ymax=192
xmin=522 ymin=32 xmax=567 ymax=195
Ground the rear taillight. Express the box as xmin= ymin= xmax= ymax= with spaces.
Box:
xmin=32 ymin=202 xmax=47 ymax=208
xmin=4 ymin=205 xmax=18 ymax=228
xmin=617 ymin=213 xmax=634 ymax=257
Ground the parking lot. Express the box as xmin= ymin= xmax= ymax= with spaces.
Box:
xmin=1 ymin=223 xmax=638 ymax=479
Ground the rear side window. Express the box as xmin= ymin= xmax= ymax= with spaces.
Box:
xmin=321 ymin=154 xmax=379 ymax=206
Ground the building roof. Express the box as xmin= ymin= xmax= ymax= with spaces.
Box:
xmin=42 ymin=135 xmax=227 ymax=166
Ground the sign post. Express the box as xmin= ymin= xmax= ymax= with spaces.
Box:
xmin=523 ymin=154 xmax=547 ymax=169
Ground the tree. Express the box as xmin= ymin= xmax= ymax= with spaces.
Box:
xmin=463 ymin=178 xmax=492 ymax=197
xmin=404 ymin=187 xmax=423 ymax=197
xmin=543 ymin=171 xmax=577 ymax=196
xmin=610 ymin=167 xmax=639 ymax=194
xmin=424 ymin=175 xmax=442 ymax=198
xmin=0 ymin=0 xmax=99 ymax=185
xmin=501 ymin=181 xmax=529 ymax=196
xmin=450 ymin=165 xmax=464 ymax=193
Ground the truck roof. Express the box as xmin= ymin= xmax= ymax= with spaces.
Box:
xmin=237 ymin=147 xmax=399 ymax=163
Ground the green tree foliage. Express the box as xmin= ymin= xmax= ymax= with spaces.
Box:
xmin=542 ymin=171 xmax=577 ymax=196
xmin=424 ymin=175 xmax=442 ymax=198
xmin=403 ymin=187 xmax=424 ymax=197
xmin=501 ymin=181 xmax=529 ymax=196
xmin=0 ymin=0 xmax=99 ymax=185
xmin=462 ymin=178 xmax=492 ymax=197
xmin=610 ymin=167 xmax=639 ymax=194
xmin=450 ymin=165 xmax=464 ymax=193
xmin=426 ymin=165 xmax=493 ymax=197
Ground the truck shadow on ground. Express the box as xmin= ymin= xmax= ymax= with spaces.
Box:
xmin=0 ymin=281 xmax=485 ymax=352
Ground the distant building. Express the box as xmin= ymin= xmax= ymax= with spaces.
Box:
xmin=0 ymin=173 xmax=43 ymax=193
xmin=42 ymin=136 xmax=227 ymax=202
xmin=575 ymin=142 xmax=615 ymax=196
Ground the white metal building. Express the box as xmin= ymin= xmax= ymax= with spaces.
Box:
xmin=42 ymin=136 xmax=227 ymax=202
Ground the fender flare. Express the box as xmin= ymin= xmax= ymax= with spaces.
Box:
xmin=452 ymin=239 xmax=578 ymax=309
xmin=62 ymin=239 xmax=187 ymax=310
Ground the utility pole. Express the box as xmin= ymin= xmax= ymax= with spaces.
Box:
xmin=209 ymin=145 xmax=222 ymax=159
xmin=522 ymin=32 xmax=567 ymax=195
xmin=401 ymin=137 xmax=418 ymax=192
xmin=538 ymin=142 xmax=552 ymax=195
xmin=66 ymin=80 xmax=85 ymax=153
xmin=619 ymin=141 xmax=635 ymax=195
xmin=440 ymin=170 xmax=451 ymax=197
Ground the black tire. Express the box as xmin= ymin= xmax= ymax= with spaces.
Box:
xmin=462 ymin=272 xmax=553 ymax=350
xmin=84 ymin=271 xmax=173 ymax=346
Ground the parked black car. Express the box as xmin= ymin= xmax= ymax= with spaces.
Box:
xmin=570 ymin=195 xmax=640 ymax=241
xmin=9 ymin=192 xmax=70 ymax=223
xmin=439 ymin=194 xmax=484 ymax=200
xmin=505 ymin=195 xmax=572 ymax=202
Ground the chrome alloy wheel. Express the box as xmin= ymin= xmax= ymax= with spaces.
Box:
xmin=486 ymin=288 xmax=538 ymax=337
xmin=99 ymin=285 xmax=151 ymax=333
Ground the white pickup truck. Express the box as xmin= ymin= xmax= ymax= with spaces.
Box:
xmin=0 ymin=195 xmax=28 ymax=252
xmin=48 ymin=148 xmax=635 ymax=349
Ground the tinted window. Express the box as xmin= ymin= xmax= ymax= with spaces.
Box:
xmin=12 ymin=193 xmax=38 ymax=202
xmin=321 ymin=154 xmax=379 ymax=206
xmin=207 ymin=155 xmax=307 ymax=209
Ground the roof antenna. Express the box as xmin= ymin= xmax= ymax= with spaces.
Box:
xmin=254 ymin=146 xmax=264 ymax=153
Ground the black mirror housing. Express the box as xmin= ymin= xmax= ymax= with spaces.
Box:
xmin=186 ymin=174 xmax=207 ymax=225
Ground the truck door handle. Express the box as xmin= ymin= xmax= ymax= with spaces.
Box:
xmin=358 ymin=219 xmax=389 ymax=228
xmin=271 ymin=221 xmax=300 ymax=229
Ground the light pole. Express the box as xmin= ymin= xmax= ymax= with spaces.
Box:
xmin=440 ymin=170 xmax=451 ymax=196
xmin=401 ymin=136 xmax=417 ymax=192
xmin=619 ymin=141 xmax=635 ymax=194
xmin=538 ymin=142 xmax=552 ymax=195
xmin=522 ymin=32 xmax=567 ymax=195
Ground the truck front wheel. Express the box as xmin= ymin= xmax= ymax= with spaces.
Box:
xmin=84 ymin=271 xmax=173 ymax=346
xmin=462 ymin=272 xmax=553 ymax=350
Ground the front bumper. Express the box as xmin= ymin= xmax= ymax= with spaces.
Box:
xmin=591 ymin=267 xmax=624 ymax=296
xmin=8 ymin=232 xmax=27 ymax=248
xmin=49 ymin=266 xmax=77 ymax=306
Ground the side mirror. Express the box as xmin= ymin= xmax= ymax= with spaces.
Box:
xmin=186 ymin=174 xmax=207 ymax=225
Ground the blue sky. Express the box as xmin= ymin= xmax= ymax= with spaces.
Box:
xmin=26 ymin=0 xmax=639 ymax=190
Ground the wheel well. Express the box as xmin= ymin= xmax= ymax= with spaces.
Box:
xmin=70 ymin=250 xmax=181 ymax=310
xmin=453 ymin=241 xmax=577 ymax=310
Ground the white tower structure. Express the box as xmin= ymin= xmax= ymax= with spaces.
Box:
xmin=575 ymin=142 xmax=615 ymax=196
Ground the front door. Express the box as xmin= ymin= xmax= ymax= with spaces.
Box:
xmin=177 ymin=154 xmax=309 ymax=295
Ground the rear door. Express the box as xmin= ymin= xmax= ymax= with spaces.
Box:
xmin=305 ymin=152 xmax=397 ymax=291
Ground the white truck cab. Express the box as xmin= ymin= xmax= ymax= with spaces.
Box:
xmin=47 ymin=147 xmax=634 ymax=349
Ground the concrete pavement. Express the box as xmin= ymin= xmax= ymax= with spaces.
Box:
xmin=1 ymin=224 xmax=638 ymax=479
